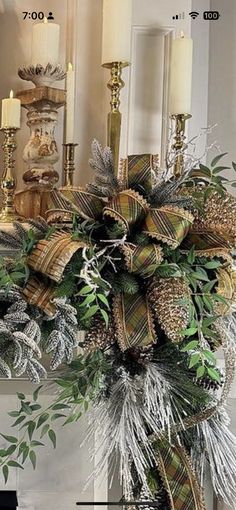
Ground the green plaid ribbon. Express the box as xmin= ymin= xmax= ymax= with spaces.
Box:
xmin=113 ymin=293 xmax=155 ymax=351
xmin=156 ymin=439 xmax=205 ymax=510
xmin=122 ymin=154 xmax=156 ymax=192
xmin=103 ymin=189 xmax=149 ymax=232
xmin=47 ymin=188 xmax=103 ymax=221
xmin=182 ymin=230 xmax=230 ymax=250
xmin=143 ymin=206 xmax=194 ymax=249
xmin=122 ymin=243 xmax=163 ymax=277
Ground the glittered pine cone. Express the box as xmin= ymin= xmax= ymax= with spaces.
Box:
xmin=147 ymin=277 xmax=190 ymax=342
xmin=83 ymin=317 xmax=117 ymax=352
xmin=192 ymin=190 xmax=236 ymax=247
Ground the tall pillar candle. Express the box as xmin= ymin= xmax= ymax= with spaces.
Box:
xmin=31 ymin=17 xmax=60 ymax=67
xmin=65 ymin=62 xmax=75 ymax=143
xmin=1 ymin=90 xmax=21 ymax=129
xmin=169 ymin=32 xmax=193 ymax=115
xmin=102 ymin=0 xmax=132 ymax=64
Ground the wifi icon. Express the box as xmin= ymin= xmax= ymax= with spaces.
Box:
xmin=189 ymin=11 xmax=199 ymax=19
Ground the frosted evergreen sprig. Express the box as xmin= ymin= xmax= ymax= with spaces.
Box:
xmin=87 ymin=139 xmax=118 ymax=197
xmin=46 ymin=299 xmax=78 ymax=370
xmin=148 ymin=179 xmax=193 ymax=209
xmin=0 ymin=218 xmax=49 ymax=252
xmin=0 ymin=287 xmax=45 ymax=382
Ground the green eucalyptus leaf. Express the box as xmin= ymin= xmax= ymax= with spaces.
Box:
xmin=12 ymin=415 xmax=26 ymax=427
xmin=8 ymin=411 xmax=20 ymax=418
xmin=196 ymin=365 xmax=205 ymax=379
xmin=212 ymin=166 xmax=230 ymax=174
xmin=40 ymin=423 xmax=50 ymax=439
xmin=63 ymin=414 xmax=77 ymax=426
xmin=3 ymin=465 xmax=9 ymax=484
xmin=21 ymin=402 xmax=33 ymax=415
xmin=181 ymin=340 xmax=199 ymax=352
xmin=78 ymin=285 xmax=93 ymax=296
xmin=213 ymin=294 xmax=229 ymax=305
xmin=28 ymin=421 xmax=36 ymax=441
xmin=183 ymin=327 xmax=198 ymax=336
xmin=203 ymin=350 xmax=216 ymax=364
xmin=79 ymin=294 xmax=96 ymax=307
xmin=97 ymin=294 xmax=110 ymax=308
xmin=187 ymin=246 xmax=196 ymax=264
xmin=51 ymin=413 xmax=67 ymax=421
xmin=189 ymin=353 xmax=201 ymax=368
xmin=29 ymin=450 xmax=36 ymax=470
xmin=211 ymin=152 xmax=227 ymax=167
xmin=17 ymin=393 xmax=25 ymax=400
xmin=203 ymin=295 xmax=213 ymax=312
xmin=207 ymin=367 xmax=221 ymax=382
xmin=36 ymin=413 xmax=50 ymax=429
xmin=30 ymin=441 xmax=44 ymax=447
xmin=100 ymin=308 xmax=109 ymax=328
xmin=33 ymin=385 xmax=43 ymax=402
xmin=204 ymin=261 xmax=221 ymax=269
xmin=0 ymin=449 xmax=9 ymax=458
xmin=7 ymin=461 xmax=23 ymax=469
xmin=5 ymin=445 xmax=17 ymax=456
xmin=1 ymin=434 xmax=18 ymax=444
xmin=202 ymin=280 xmax=217 ymax=293
xmin=82 ymin=305 xmax=99 ymax=320
xmin=194 ymin=295 xmax=204 ymax=313
xmin=48 ymin=429 xmax=56 ymax=449
xmin=51 ymin=403 xmax=71 ymax=410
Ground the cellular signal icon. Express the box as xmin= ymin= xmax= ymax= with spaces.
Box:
xmin=172 ymin=12 xmax=185 ymax=20
xmin=189 ymin=11 xmax=199 ymax=19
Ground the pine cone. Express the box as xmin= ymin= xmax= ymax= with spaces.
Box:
xmin=148 ymin=277 xmax=190 ymax=342
xmin=84 ymin=317 xmax=117 ymax=352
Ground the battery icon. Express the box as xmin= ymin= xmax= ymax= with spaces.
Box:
xmin=203 ymin=11 xmax=220 ymax=20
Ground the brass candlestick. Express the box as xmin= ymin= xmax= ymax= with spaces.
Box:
xmin=102 ymin=61 xmax=130 ymax=175
xmin=63 ymin=143 xmax=78 ymax=188
xmin=171 ymin=114 xmax=192 ymax=177
xmin=0 ymin=127 xmax=21 ymax=222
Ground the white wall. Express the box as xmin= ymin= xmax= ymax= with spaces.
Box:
xmin=207 ymin=0 xmax=236 ymax=182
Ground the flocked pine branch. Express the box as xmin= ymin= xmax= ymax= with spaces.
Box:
xmin=45 ymin=298 xmax=78 ymax=370
xmin=0 ymin=218 xmax=48 ymax=251
xmin=0 ymin=287 xmax=46 ymax=383
xmin=87 ymin=139 xmax=119 ymax=197
xmin=148 ymin=179 xmax=193 ymax=210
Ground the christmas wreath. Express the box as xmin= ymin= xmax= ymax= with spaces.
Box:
xmin=0 ymin=140 xmax=235 ymax=510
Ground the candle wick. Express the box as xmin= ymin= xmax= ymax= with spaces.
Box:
xmin=43 ymin=16 xmax=48 ymax=24
xmin=180 ymin=30 xmax=185 ymax=38
xmin=10 ymin=90 xmax=14 ymax=99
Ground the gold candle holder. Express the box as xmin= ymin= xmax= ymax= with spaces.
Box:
xmin=102 ymin=61 xmax=130 ymax=175
xmin=63 ymin=143 xmax=78 ymax=188
xmin=171 ymin=114 xmax=192 ymax=177
xmin=0 ymin=127 xmax=21 ymax=223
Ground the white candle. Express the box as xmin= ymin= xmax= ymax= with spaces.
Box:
xmin=31 ymin=17 xmax=60 ymax=67
xmin=65 ymin=62 xmax=75 ymax=144
xmin=102 ymin=0 xmax=132 ymax=64
xmin=1 ymin=90 xmax=21 ymax=129
xmin=169 ymin=32 xmax=193 ymax=115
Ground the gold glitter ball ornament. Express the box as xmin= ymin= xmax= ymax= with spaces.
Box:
xmin=148 ymin=277 xmax=190 ymax=342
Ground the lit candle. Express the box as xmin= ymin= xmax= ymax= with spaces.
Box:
xmin=169 ymin=31 xmax=193 ymax=115
xmin=1 ymin=90 xmax=21 ymax=129
xmin=102 ymin=0 xmax=132 ymax=64
xmin=65 ymin=62 xmax=75 ymax=144
xmin=31 ymin=17 xmax=60 ymax=67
